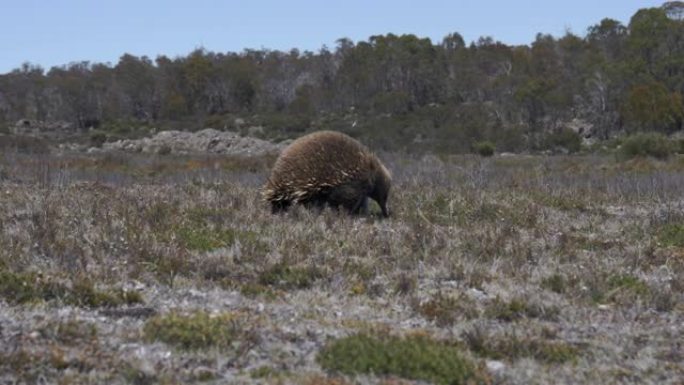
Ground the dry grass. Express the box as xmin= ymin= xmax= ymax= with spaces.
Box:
xmin=0 ymin=150 xmax=683 ymax=384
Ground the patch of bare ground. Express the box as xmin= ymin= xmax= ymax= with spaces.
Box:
xmin=0 ymin=152 xmax=682 ymax=384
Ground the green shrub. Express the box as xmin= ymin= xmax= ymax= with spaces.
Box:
xmin=619 ymin=132 xmax=673 ymax=160
xmin=317 ymin=333 xmax=486 ymax=385
xmin=473 ymin=141 xmax=495 ymax=157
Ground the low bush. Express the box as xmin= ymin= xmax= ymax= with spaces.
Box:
xmin=619 ymin=132 xmax=673 ymax=160
xmin=317 ymin=333 xmax=488 ymax=385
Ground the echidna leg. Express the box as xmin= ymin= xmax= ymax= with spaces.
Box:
xmin=271 ymin=200 xmax=290 ymax=213
xmin=350 ymin=196 xmax=369 ymax=215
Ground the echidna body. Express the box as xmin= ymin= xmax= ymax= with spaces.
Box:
xmin=263 ymin=131 xmax=391 ymax=217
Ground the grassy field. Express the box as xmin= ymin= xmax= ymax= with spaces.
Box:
xmin=0 ymin=150 xmax=683 ymax=384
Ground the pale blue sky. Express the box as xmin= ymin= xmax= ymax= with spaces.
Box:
xmin=0 ymin=1 xmax=663 ymax=74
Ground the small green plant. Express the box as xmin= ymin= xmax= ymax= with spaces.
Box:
xmin=587 ymin=273 xmax=651 ymax=305
xmin=473 ymin=141 xmax=495 ymax=157
xmin=541 ymin=274 xmax=567 ymax=294
xmin=143 ymin=311 xmax=243 ymax=350
xmin=317 ymin=333 xmax=487 ymax=385
xmin=605 ymin=274 xmax=649 ymax=300
xmin=176 ymin=226 xmax=237 ymax=252
xmin=618 ymin=132 xmax=673 ymax=160
xmin=657 ymin=223 xmax=684 ymax=247
xmin=258 ymin=263 xmax=324 ymax=290
xmin=250 ymin=366 xmax=278 ymax=379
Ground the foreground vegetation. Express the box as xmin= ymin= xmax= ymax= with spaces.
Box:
xmin=0 ymin=150 xmax=683 ymax=384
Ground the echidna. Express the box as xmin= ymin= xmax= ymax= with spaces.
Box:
xmin=262 ymin=131 xmax=391 ymax=217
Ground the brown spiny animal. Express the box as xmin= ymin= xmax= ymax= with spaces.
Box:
xmin=262 ymin=131 xmax=391 ymax=217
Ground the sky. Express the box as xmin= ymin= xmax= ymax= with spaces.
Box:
xmin=0 ymin=1 xmax=664 ymax=74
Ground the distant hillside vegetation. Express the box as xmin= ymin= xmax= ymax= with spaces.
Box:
xmin=1 ymin=3 xmax=683 ymax=153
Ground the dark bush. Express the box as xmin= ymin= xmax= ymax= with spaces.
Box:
xmin=473 ymin=141 xmax=495 ymax=157
xmin=619 ymin=132 xmax=673 ymax=160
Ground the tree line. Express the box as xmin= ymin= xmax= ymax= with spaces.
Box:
xmin=1 ymin=3 xmax=682 ymax=152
